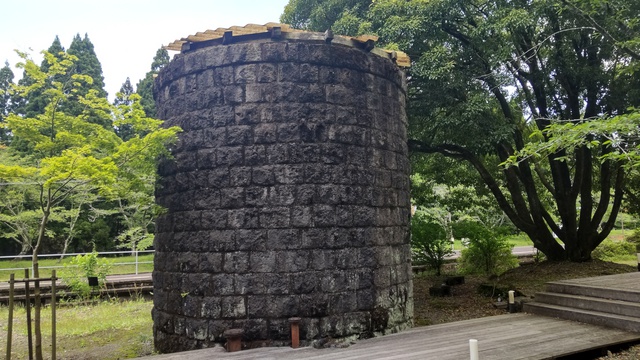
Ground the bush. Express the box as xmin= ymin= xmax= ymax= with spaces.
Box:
xmin=61 ymin=251 xmax=111 ymax=301
xmin=411 ymin=211 xmax=453 ymax=276
xmin=625 ymin=229 xmax=640 ymax=244
xmin=592 ymin=239 xmax=635 ymax=261
xmin=455 ymin=221 xmax=518 ymax=276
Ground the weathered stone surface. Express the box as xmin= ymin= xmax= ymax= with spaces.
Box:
xmin=153 ymin=36 xmax=412 ymax=354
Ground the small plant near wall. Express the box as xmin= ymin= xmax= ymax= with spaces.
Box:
xmin=61 ymin=251 xmax=112 ymax=301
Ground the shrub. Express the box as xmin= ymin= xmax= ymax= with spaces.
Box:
xmin=455 ymin=221 xmax=518 ymax=276
xmin=625 ymin=229 xmax=640 ymax=244
xmin=592 ymin=239 xmax=635 ymax=261
xmin=411 ymin=211 xmax=453 ymax=276
xmin=61 ymin=251 xmax=111 ymax=301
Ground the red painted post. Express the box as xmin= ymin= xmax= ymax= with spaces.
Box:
xmin=289 ymin=317 xmax=301 ymax=348
xmin=223 ymin=329 xmax=243 ymax=352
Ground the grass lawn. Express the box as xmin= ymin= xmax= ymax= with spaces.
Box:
xmin=0 ymin=299 xmax=154 ymax=359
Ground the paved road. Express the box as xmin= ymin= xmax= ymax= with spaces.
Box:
xmin=446 ymin=245 xmax=536 ymax=260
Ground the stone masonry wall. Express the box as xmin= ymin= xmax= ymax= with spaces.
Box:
xmin=152 ymin=39 xmax=413 ymax=353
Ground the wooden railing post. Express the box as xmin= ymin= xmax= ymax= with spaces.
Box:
xmin=289 ymin=317 xmax=301 ymax=348
xmin=24 ymin=268 xmax=33 ymax=360
xmin=6 ymin=273 xmax=15 ymax=360
xmin=51 ymin=270 xmax=57 ymax=360
xmin=223 ymin=329 xmax=244 ymax=352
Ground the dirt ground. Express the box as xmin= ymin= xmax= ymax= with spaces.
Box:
xmin=412 ymin=260 xmax=640 ymax=359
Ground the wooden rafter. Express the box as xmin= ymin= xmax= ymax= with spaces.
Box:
xmin=165 ymin=23 xmax=410 ymax=67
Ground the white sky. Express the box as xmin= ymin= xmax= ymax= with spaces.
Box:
xmin=0 ymin=0 xmax=290 ymax=101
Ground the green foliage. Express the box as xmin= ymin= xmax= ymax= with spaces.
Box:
xmin=0 ymin=300 xmax=154 ymax=358
xmin=591 ymin=239 xmax=636 ymax=261
xmin=0 ymin=49 xmax=180 ymax=267
xmin=281 ymin=0 xmax=640 ymax=261
xmin=456 ymin=221 xmax=519 ymax=276
xmin=281 ymin=0 xmax=371 ymax=31
xmin=411 ymin=209 xmax=453 ymax=275
xmin=626 ymin=229 xmax=640 ymax=244
xmin=67 ymin=33 xmax=107 ymax=99
xmin=0 ymin=60 xmax=14 ymax=142
xmin=61 ymin=251 xmax=111 ymax=300
xmin=135 ymin=47 xmax=170 ymax=117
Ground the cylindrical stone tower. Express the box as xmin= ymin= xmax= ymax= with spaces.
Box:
xmin=152 ymin=25 xmax=412 ymax=353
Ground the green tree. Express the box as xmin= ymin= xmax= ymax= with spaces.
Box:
xmin=283 ymin=0 xmax=640 ymax=261
xmin=67 ymin=33 xmax=107 ymax=98
xmin=0 ymin=60 xmax=14 ymax=142
xmin=65 ymin=34 xmax=111 ymax=128
xmin=114 ymin=77 xmax=134 ymax=107
xmin=136 ymin=47 xmax=169 ymax=117
xmin=411 ymin=208 xmax=453 ymax=276
xmin=0 ymin=50 xmax=180 ymax=359
xmin=114 ymin=77 xmax=136 ymax=140
xmin=12 ymin=36 xmax=65 ymax=119
xmin=456 ymin=221 xmax=519 ymax=276
xmin=281 ymin=0 xmax=371 ymax=34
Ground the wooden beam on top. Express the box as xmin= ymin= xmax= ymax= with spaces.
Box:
xmin=163 ymin=23 xmax=411 ymax=67
xmin=353 ymin=34 xmax=379 ymax=43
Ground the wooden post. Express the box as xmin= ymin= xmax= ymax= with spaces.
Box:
xmin=51 ymin=270 xmax=57 ymax=360
xmin=24 ymin=269 xmax=33 ymax=360
xmin=223 ymin=329 xmax=243 ymax=352
xmin=34 ymin=276 xmax=43 ymax=360
xmin=508 ymin=290 xmax=516 ymax=313
xmin=636 ymin=244 xmax=640 ymax=271
xmin=6 ymin=273 xmax=15 ymax=360
xmin=469 ymin=339 xmax=479 ymax=360
xmin=289 ymin=317 xmax=301 ymax=348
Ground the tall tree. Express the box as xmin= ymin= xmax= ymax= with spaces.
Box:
xmin=114 ymin=77 xmax=136 ymax=140
xmin=281 ymin=0 xmax=370 ymax=32
xmin=0 ymin=50 xmax=180 ymax=358
xmin=12 ymin=37 xmax=66 ymax=119
xmin=283 ymin=0 xmax=640 ymax=261
xmin=65 ymin=34 xmax=111 ymax=128
xmin=114 ymin=77 xmax=134 ymax=107
xmin=0 ymin=60 xmax=14 ymax=143
xmin=67 ymin=33 xmax=107 ymax=98
xmin=136 ymin=47 xmax=169 ymax=117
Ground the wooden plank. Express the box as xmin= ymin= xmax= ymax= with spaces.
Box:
xmin=142 ymin=314 xmax=640 ymax=360
xmin=353 ymin=35 xmax=379 ymax=43
xmin=163 ymin=22 xmax=411 ymax=67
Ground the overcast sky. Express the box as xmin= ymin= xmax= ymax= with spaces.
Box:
xmin=0 ymin=0 xmax=290 ymax=100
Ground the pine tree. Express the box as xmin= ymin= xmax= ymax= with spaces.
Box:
xmin=64 ymin=33 xmax=110 ymax=127
xmin=114 ymin=77 xmax=134 ymax=107
xmin=67 ymin=33 xmax=107 ymax=98
xmin=0 ymin=60 xmax=14 ymax=143
xmin=12 ymin=37 xmax=66 ymax=118
xmin=136 ymin=47 xmax=170 ymax=117
xmin=114 ymin=77 xmax=135 ymax=140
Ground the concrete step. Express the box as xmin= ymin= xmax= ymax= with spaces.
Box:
xmin=535 ymin=292 xmax=640 ymax=318
xmin=546 ymin=282 xmax=640 ymax=303
xmin=524 ymin=302 xmax=640 ymax=333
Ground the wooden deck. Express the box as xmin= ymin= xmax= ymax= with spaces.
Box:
xmin=144 ymin=313 xmax=640 ymax=360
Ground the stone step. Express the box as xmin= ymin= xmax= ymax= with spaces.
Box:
xmin=535 ymin=292 xmax=640 ymax=318
xmin=524 ymin=302 xmax=640 ymax=333
xmin=546 ymin=282 xmax=640 ymax=303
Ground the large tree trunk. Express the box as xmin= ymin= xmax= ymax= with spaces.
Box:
xmin=407 ymin=140 xmax=624 ymax=262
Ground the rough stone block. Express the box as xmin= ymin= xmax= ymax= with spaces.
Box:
xmin=249 ymin=251 xmax=277 ymax=273
xmin=223 ymin=251 xmax=250 ymax=273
